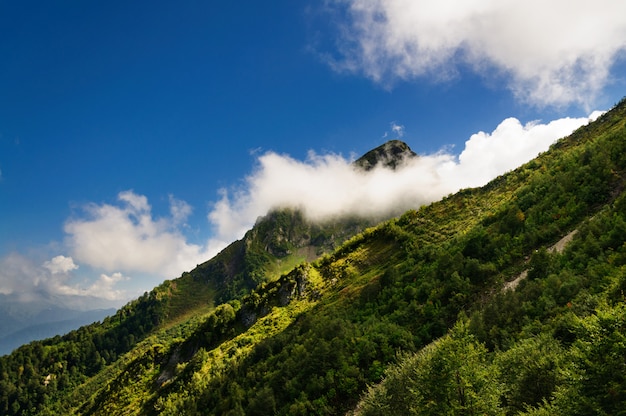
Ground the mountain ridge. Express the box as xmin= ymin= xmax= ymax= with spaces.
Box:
xmin=2 ymin=101 xmax=626 ymax=414
xmin=354 ymin=139 xmax=417 ymax=171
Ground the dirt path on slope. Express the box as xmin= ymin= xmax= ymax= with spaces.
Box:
xmin=504 ymin=229 xmax=578 ymax=291
xmin=548 ymin=229 xmax=578 ymax=254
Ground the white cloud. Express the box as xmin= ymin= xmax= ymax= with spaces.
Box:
xmin=43 ymin=255 xmax=79 ymax=274
xmin=391 ymin=122 xmax=405 ymax=138
xmin=326 ymin=0 xmax=626 ymax=107
xmin=169 ymin=194 xmax=192 ymax=226
xmin=0 ymin=252 xmax=38 ymax=296
xmin=446 ymin=111 xmax=604 ymax=187
xmin=0 ymin=252 xmax=127 ymax=303
xmin=64 ymin=190 xmax=212 ymax=278
xmin=208 ymin=112 xmax=600 ymax=245
xmin=53 ymin=272 xmax=128 ymax=301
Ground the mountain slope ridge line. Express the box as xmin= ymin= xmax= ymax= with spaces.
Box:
xmin=2 ymin=97 xmax=626 ymax=415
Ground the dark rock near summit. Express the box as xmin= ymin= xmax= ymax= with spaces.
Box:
xmin=354 ymin=140 xmax=418 ymax=171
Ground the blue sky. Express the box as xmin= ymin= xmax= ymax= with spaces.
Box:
xmin=1 ymin=1 xmax=626 ymax=309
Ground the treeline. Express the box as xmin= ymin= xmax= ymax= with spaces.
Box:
xmin=0 ymin=289 xmax=167 ymax=415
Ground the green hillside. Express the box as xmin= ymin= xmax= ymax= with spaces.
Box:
xmin=0 ymin=205 xmax=373 ymax=415
xmin=2 ymin=97 xmax=626 ymax=415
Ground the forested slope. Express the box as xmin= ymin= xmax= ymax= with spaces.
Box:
xmin=353 ymin=100 xmax=626 ymax=415
xmin=0 ymin=206 xmax=371 ymax=415
xmin=2 ymin=98 xmax=626 ymax=415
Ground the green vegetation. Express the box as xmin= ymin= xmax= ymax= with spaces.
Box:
xmin=2 ymin=98 xmax=626 ymax=415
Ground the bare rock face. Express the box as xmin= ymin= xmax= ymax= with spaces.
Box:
xmin=238 ymin=264 xmax=312 ymax=328
xmin=354 ymin=140 xmax=418 ymax=171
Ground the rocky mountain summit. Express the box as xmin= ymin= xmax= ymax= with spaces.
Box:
xmin=354 ymin=139 xmax=417 ymax=171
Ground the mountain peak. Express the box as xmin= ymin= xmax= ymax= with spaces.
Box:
xmin=354 ymin=140 xmax=418 ymax=171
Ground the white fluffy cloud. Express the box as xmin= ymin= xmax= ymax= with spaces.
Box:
xmin=64 ymin=190 xmax=213 ymax=278
xmin=327 ymin=0 xmax=626 ymax=107
xmin=446 ymin=111 xmax=604 ymax=186
xmin=43 ymin=255 xmax=79 ymax=274
xmin=63 ymin=272 xmax=128 ymax=301
xmin=208 ymin=112 xmax=600 ymax=246
xmin=1 ymin=192 xmax=217 ymax=307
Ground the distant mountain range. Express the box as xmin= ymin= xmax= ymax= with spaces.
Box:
xmin=0 ymin=307 xmax=115 ymax=356
xmin=0 ymin=295 xmax=115 ymax=355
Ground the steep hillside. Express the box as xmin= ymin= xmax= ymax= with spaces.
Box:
xmin=0 ymin=142 xmax=397 ymax=414
xmin=2 ymin=101 xmax=626 ymax=415
xmin=194 ymin=208 xmax=374 ymax=303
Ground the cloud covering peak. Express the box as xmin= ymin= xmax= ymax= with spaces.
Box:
xmin=326 ymin=0 xmax=626 ymax=107
xmin=207 ymin=112 xmax=601 ymax=247
xmin=31 ymin=111 xmax=599 ymax=299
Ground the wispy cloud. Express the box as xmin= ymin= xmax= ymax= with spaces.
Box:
xmin=207 ymin=112 xmax=601 ymax=246
xmin=390 ymin=122 xmax=404 ymax=138
xmin=169 ymin=194 xmax=192 ymax=226
xmin=0 ymin=252 xmax=127 ymax=305
xmin=325 ymin=0 xmax=626 ymax=107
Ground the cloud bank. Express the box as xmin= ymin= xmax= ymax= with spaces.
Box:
xmin=208 ymin=112 xmax=601 ymax=246
xmin=326 ymin=0 xmax=626 ymax=107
